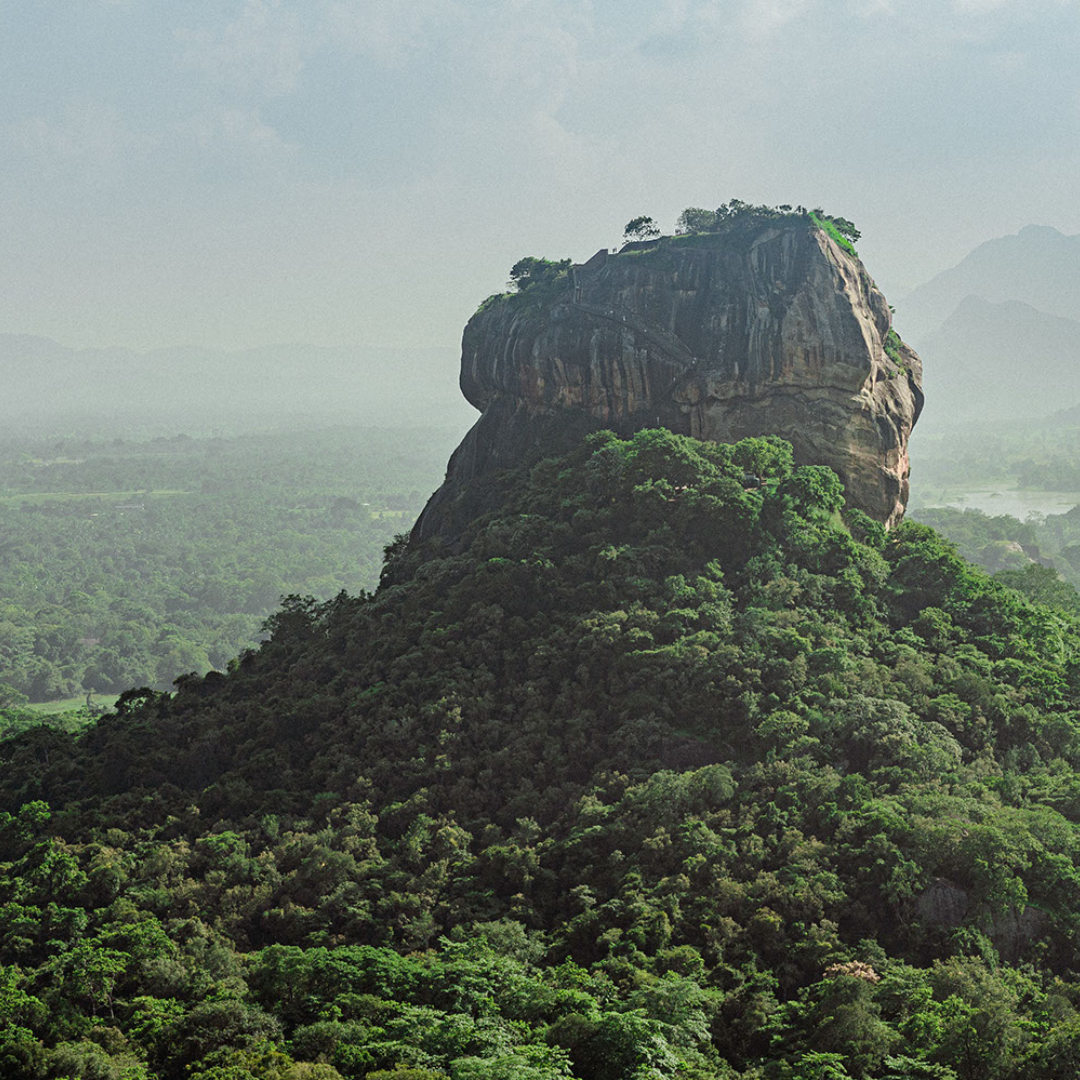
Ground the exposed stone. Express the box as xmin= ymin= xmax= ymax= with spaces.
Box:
xmin=987 ymin=902 xmax=1049 ymax=963
xmin=917 ymin=878 xmax=969 ymax=928
xmin=916 ymin=878 xmax=1049 ymax=961
xmin=415 ymin=219 xmax=923 ymax=542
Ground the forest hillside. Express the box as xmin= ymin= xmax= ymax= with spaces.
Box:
xmin=0 ymin=426 xmax=462 ymax=714
xmin=3 ymin=431 xmax=1080 ymax=1079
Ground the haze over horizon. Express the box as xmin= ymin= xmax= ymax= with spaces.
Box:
xmin=2 ymin=0 xmax=1078 ymax=354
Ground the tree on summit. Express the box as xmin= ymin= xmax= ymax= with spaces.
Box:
xmin=623 ymin=216 xmax=660 ymax=242
xmin=674 ymin=207 xmax=718 ymax=234
xmin=828 ymin=215 xmax=861 ymax=243
xmin=508 ymin=257 xmax=572 ymax=292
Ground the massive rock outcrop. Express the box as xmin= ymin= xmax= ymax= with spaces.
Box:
xmin=415 ymin=218 xmax=923 ymax=542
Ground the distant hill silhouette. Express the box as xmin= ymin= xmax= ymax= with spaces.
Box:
xmin=896 ymin=225 xmax=1080 ymax=427
xmin=917 ymin=296 xmax=1080 ymax=423
xmin=898 ymin=224 xmax=1080 ymax=343
xmin=0 ymin=334 xmax=473 ymax=434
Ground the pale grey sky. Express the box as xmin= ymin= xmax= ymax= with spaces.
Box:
xmin=1 ymin=0 xmax=1077 ymax=351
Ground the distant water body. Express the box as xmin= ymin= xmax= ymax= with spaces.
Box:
xmin=911 ymin=489 xmax=1080 ymax=520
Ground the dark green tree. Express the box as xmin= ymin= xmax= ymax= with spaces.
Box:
xmin=674 ymin=208 xmax=718 ymax=234
xmin=508 ymin=257 xmax=573 ymax=292
xmin=623 ymin=216 xmax=660 ymax=242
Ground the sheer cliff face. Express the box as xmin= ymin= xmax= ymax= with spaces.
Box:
xmin=417 ymin=222 xmax=923 ymax=539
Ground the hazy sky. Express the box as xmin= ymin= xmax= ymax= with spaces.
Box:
xmin=2 ymin=0 xmax=1077 ymax=352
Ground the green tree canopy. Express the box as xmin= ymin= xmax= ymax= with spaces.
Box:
xmin=622 ymin=216 xmax=660 ymax=242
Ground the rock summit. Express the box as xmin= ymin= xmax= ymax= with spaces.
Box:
xmin=417 ymin=214 xmax=923 ymax=540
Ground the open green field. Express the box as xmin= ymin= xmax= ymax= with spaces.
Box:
xmin=25 ymin=694 xmax=120 ymax=715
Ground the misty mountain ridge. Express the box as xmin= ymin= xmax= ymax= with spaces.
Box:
xmin=898 ymin=223 xmax=1080 ymax=342
xmin=915 ymin=295 xmax=1080 ymax=424
xmin=893 ymin=225 xmax=1080 ymax=430
xmin=10 ymin=220 xmax=1078 ymax=440
xmin=0 ymin=333 xmax=474 ymax=435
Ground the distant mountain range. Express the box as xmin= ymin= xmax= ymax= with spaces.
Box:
xmin=916 ymin=296 xmax=1080 ymax=422
xmin=0 ymin=335 xmax=474 ymax=435
xmin=8 ymin=221 xmax=1080 ymax=437
xmin=895 ymin=224 xmax=1080 ymax=426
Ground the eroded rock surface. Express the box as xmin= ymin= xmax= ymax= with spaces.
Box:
xmin=416 ymin=220 xmax=922 ymax=541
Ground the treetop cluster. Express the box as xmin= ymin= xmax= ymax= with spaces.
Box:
xmin=493 ymin=201 xmax=862 ymax=309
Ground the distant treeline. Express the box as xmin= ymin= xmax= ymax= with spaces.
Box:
xmin=0 ymin=426 xmax=458 ymax=706
xmin=910 ymin=418 xmax=1080 ymax=495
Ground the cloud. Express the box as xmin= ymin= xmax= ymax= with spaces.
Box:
xmin=477 ymin=22 xmax=582 ymax=115
xmin=176 ymin=106 xmax=297 ymax=161
xmin=4 ymin=0 xmax=1080 ymax=353
xmin=321 ymin=0 xmax=464 ymax=63
xmin=175 ymin=0 xmax=309 ymax=97
xmin=847 ymin=0 xmax=894 ymax=14
xmin=737 ymin=0 xmax=811 ymax=40
xmin=954 ymin=0 xmax=1011 ymax=10
xmin=3 ymin=100 xmax=147 ymax=183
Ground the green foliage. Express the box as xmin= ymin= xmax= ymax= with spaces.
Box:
xmin=809 ymin=212 xmax=857 ymax=256
xmin=0 ymin=683 xmax=28 ymax=710
xmin=884 ymin=329 xmax=910 ymax=375
xmin=509 ymin=257 xmax=573 ymax=293
xmin=1 ymin=430 xmax=1080 ymax=1078
xmin=828 ymin=217 xmax=861 ymax=243
xmin=912 ymin=501 xmax=1080 ymax=605
xmin=996 ymin=564 xmax=1080 ymax=614
xmin=623 ymin=217 xmax=661 ymax=243
xmin=0 ymin=427 xmax=450 ymax=701
xmin=669 ymin=199 xmax=806 ymax=241
xmin=674 ymin=208 xmax=718 ymax=234
xmin=666 ymin=200 xmax=861 ymax=259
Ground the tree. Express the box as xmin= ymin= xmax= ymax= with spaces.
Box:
xmin=675 ymin=208 xmax=717 ymax=234
xmin=789 ymin=1053 xmax=853 ymax=1080
xmin=0 ymin=683 xmax=27 ymax=710
xmin=881 ymin=1056 xmax=958 ymax=1079
xmin=508 ymin=257 xmax=572 ymax=292
xmin=995 ymin=563 xmax=1080 ymax=613
xmin=805 ymin=969 xmax=898 ymax=1077
xmin=0 ymin=966 xmax=45 ymax=1080
xmin=830 ymin=216 xmax=862 ymax=243
xmin=776 ymin=466 xmax=844 ymax=518
xmin=623 ymin=216 xmax=660 ymax=242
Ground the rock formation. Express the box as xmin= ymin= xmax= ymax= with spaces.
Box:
xmin=415 ymin=217 xmax=923 ymax=541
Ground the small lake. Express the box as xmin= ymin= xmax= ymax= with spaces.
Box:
xmin=911 ymin=489 xmax=1080 ymax=520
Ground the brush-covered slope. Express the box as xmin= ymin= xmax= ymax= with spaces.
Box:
xmin=4 ymin=433 xmax=1080 ymax=1078
xmin=417 ymin=216 xmax=922 ymax=542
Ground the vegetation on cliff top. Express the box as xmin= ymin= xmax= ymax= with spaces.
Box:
xmin=673 ymin=201 xmax=860 ymax=254
xmin=3 ymin=430 xmax=1080 ymax=1077
xmin=477 ymin=202 xmax=863 ymax=315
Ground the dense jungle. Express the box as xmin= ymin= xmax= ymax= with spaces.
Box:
xmin=0 ymin=426 xmax=460 ymax=732
xmin=4 ymin=430 xmax=1080 ymax=1079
